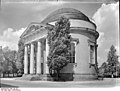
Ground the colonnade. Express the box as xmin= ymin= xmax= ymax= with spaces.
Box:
xmin=24 ymin=38 xmax=49 ymax=75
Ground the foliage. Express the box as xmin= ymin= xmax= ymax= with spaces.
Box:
xmin=47 ymin=16 xmax=72 ymax=76
xmin=17 ymin=39 xmax=24 ymax=74
xmin=3 ymin=50 xmax=18 ymax=73
xmin=98 ymin=45 xmax=120 ymax=77
xmin=0 ymin=44 xmax=24 ymax=76
xmin=0 ymin=48 xmax=18 ymax=77
xmin=0 ymin=54 xmax=4 ymax=73
xmin=107 ymin=45 xmax=119 ymax=75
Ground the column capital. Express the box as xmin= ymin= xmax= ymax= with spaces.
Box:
xmin=24 ymin=44 xmax=29 ymax=46
xmin=95 ymin=44 xmax=98 ymax=47
xmin=87 ymin=39 xmax=95 ymax=46
xmin=72 ymin=38 xmax=79 ymax=45
xmin=31 ymin=41 xmax=36 ymax=44
xmin=37 ymin=39 xmax=43 ymax=43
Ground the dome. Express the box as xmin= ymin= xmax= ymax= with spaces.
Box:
xmin=41 ymin=8 xmax=91 ymax=24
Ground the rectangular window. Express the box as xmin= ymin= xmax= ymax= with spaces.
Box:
xmin=70 ymin=43 xmax=75 ymax=63
xmin=90 ymin=45 xmax=95 ymax=64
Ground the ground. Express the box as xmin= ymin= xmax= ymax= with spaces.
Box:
xmin=0 ymin=78 xmax=120 ymax=88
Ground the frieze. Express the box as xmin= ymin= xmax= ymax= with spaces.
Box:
xmin=23 ymin=29 xmax=47 ymax=44
xmin=70 ymin=27 xmax=98 ymax=42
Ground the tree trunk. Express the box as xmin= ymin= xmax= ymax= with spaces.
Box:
xmin=57 ymin=70 xmax=60 ymax=81
xmin=13 ymin=73 xmax=14 ymax=77
xmin=112 ymin=73 xmax=113 ymax=78
xmin=3 ymin=73 xmax=4 ymax=77
xmin=17 ymin=73 xmax=18 ymax=77
xmin=49 ymin=69 xmax=52 ymax=76
xmin=55 ymin=70 xmax=58 ymax=81
xmin=8 ymin=72 xmax=9 ymax=77
xmin=112 ymin=72 xmax=113 ymax=78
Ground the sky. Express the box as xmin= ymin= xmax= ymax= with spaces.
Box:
xmin=0 ymin=1 xmax=119 ymax=66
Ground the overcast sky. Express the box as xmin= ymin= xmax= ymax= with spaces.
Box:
xmin=0 ymin=1 xmax=119 ymax=66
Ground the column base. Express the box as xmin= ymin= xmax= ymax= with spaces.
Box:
xmin=22 ymin=74 xmax=28 ymax=76
xmin=29 ymin=73 xmax=36 ymax=75
xmin=41 ymin=74 xmax=53 ymax=81
xmin=20 ymin=74 xmax=52 ymax=81
xmin=36 ymin=73 xmax=41 ymax=76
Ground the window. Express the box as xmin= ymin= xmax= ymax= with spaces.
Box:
xmin=70 ymin=43 xmax=75 ymax=63
xmin=90 ymin=45 xmax=95 ymax=64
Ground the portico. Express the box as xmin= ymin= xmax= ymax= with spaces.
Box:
xmin=23 ymin=37 xmax=49 ymax=75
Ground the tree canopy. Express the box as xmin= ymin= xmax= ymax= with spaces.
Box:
xmin=99 ymin=45 xmax=120 ymax=77
xmin=3 ymin=50 xmax=18 ymax=73
xmin=107 ymin=45 xmax=119 ymax=66
xmin=0 ymin=48 xmax=18 ymax=77
xmin=0 ymin=40 xmax=24 ymax=77
xmin=47 ymin=16 xmax=72 ymax=76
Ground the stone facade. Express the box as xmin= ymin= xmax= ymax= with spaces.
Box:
xmin=20 ymin=8 xmax=99 ymax=81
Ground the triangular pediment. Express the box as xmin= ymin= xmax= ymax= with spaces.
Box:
xmin=20 ymin=22 xmax=47 ymax=38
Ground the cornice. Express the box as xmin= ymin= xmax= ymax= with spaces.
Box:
xmin=70 ymin=27 xmax=99 ymax=40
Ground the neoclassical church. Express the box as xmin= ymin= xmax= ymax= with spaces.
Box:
xmin=20 ymin=8 xmax=99 ymax=81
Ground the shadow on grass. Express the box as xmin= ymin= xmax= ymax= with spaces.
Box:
xmin=0 ymin=84 xmax=18 ymax=88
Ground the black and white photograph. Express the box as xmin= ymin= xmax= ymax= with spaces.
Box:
xmin=0 ymin=0 xmax=119 ymax=89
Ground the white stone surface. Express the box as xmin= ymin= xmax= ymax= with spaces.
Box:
xmin=49 ymin=19 xmax=96 ymax=30
xmin=30 ymin=43 xmax=35 ymax=74
xmin=36 ymin=41 xmax=42 ymax=74
xmin=24 ymin=45 xmax=28 ymax=74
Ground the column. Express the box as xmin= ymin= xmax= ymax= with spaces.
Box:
xmin=88 ymin=44 xmax=91 ymax=65
xmin=95 ymin=44 xmax=98 ymax=66
xmin=90 ymin=45 xmax=94 ymax=64
xmin=74 ymin=42 xmax=77 ymax=63
xmin=24 ymin=45 xmax=28 ymax=74
xmin=36 ymin=40 xmax=41 ymax=74
xmin=92 ymin=46 xmax=95 ymax=64
xmin=30 ymin=43 xmax=34 ymax=74
xmin=44 ymin=38 xmax=49 ymax=74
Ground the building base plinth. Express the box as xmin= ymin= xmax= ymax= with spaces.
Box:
xmin=73 ymin=74 xmax=98 ymax=81
xmin=56 ymin=73 xmax=98 ymax=81
xmin=19 ymin=74 xmax=52 ymax=81
xmin=19 ymin=73 xmax=98 ymax=81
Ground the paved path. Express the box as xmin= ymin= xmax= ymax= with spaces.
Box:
xmin=0 ymin=78 xmax=120 ymax=88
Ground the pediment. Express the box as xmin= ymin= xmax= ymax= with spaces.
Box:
xmin=20 ymin=22 xmax=47 ymax=38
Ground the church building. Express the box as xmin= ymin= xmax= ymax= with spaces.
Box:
xmin=20 ymin=8 xmax=99 ymax=81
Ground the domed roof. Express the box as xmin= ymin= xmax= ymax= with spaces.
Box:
xmin=41 ymin=8 xmax=90 ymax=24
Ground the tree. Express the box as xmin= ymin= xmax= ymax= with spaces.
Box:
xmin=47 ymin=16 xmax=72 ymax=79
xmin=116 ymin=63 xmax=120 ymax=77
xmin=3 ymin=50 xmax=18 ymax=77
xmin=0 ymin=47 xmax=4 ymax=75
xmin=0 ymin=47 xmax=11 ymax=77
xmin=98 ymin=45 xmax=120 ymax=78
xmin=16 ymin=39 xmax=24 ymax=74
xmin=0 ymin=53 xmax=4 ymax=76
xmin=101 ymin=62 xmax=107 ymax=69
xmin=107 ymin=45 xmax=119 ymax=77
